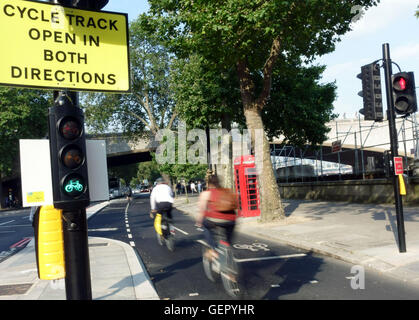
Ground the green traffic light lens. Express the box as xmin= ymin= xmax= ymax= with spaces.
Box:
xmin=62 ymin=173 xmax=86 ymax=198
xmin=395 ymin=97 xmax=409 ymax=114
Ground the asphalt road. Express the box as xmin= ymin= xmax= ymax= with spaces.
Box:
xmin=0 ymin=208 xmax=33 ymax=262
xmin=87 ymin=194 xmax=419 ymax=300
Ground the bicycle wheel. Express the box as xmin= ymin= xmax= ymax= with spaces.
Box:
xmin=156 ymin=232 xmax=163 ymax=246
xmin=166 ymin=235 xmax=175 ymax=252
xmin=202 ymin=247 xmax=219 ymax=282
xmin=221 ymin=250 xmax=242 ymax=299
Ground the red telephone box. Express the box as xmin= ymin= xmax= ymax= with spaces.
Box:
xmin=234 ymin=155 xmax=260 ymax=217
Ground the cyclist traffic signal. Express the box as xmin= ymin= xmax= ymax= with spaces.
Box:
xmin=357 ymin=62 xmax=383 ymax=121
xmin=55 ymin=0 xmax=109 ymax=10
xmin=48 ymin=92 xmax=90 ymax=210
xmin=391 ymin=72 xmax=417 ymax=116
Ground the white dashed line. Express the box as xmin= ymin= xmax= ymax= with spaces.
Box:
xmin=173 ymin=226 xmax=189 ymax=235
xmin=128 ymin=234 xmax=133 ymax=239
xmin=234 ymin=253 xmax=307 ymax=263
xmin=130 ymin=241 xmax=135 ymax=247
xmin=0 ymin=220 xmax=15 ymax=226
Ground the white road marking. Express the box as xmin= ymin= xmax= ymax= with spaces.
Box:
xmin=0 ymin=220 xmax=15 ymax=226
xmin=234 ymin=243 xmax=270 ymax=252
xmin=173 ymin=226 xmax=189 ymax=235
xmin=125 ymin=203 xmax=129 ymax=215
xmin=129 ymin=241 xmax=135 ymax=247
xmin=189 ymin=293 xmax=199 ymax=297
xmin=20 ymin=268 xmax=38 ymax=274
xmin=234 ymin=253 xmax=307 ymax=263
xmin=128 ymin=234 xmax=133 ymax=239
xmin=125 ymin=224 xmax=129 ymax=228
xmin=127 ymin=228 xmax=131 ymax=233
xmin=0 ymin=224 xmax=32 ymax=228
xmin=88 ymin=228 xmax=118 ymax=232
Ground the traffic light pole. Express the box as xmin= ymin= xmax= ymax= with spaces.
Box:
xmin=382 ymin=43 xmax=407 ymax=253
xmin=52 ymin=90 xmax=93 ymax=300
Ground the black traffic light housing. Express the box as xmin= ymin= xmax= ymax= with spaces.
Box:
xmin=357 ymin=62 xmax=383 ymax=121
xmin=391 ymin=72 xmax=417 ymax=116
xmin=48 ymin=92 xmax=89 ymax=210
xmin=56 ymin=0 xmax=109 ymax=10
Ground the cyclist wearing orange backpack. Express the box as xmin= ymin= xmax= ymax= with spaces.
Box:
xmin=196 ymin=175 xmax=238 ymax=256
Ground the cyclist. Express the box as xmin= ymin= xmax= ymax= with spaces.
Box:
xmin=196 ymin=175 xmax=237 ymax=260
xmin=126 ymin=186 xmax=133 ymax=202
xmin=150 ymin=177 xmax=174 ymax=227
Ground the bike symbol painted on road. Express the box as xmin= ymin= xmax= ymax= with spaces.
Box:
xmin=233 ymin=243 xmax=270 ymax=252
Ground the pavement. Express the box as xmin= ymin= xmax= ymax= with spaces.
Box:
xmin=1 ymin=196 xmax=419 ymax=300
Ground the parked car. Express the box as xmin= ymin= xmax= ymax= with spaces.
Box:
xmin=140 ymin=185 xmax=150 ymax=193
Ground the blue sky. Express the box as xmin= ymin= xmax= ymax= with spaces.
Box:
xmin=104 ymin=0 xmax=418 ymax=119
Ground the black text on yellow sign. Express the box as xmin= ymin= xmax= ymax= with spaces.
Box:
xmin=0 ymin=0 xmax=130 ymax=92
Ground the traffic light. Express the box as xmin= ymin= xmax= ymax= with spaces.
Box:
xmin=56 ymin=0 xmax=109 ymax=10
xmin=48 ymin=92 xmax=89 ymax=210
xmin=357 ymin=63 xmax=383 ymax=121
xmin=391 ymin=72 xmax=417 ymax=116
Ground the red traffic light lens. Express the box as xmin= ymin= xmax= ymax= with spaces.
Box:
xmin=59 ymin=117 xmax=82 ymax=140
xmin=398 ymin=77 xmax=407 ymax=90
xmin=394 ymin=76 xmax=408 ymax=91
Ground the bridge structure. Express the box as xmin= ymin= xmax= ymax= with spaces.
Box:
xmin=92 ymin=114 xmax=419 ymax=176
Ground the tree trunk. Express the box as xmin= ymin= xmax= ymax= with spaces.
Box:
xmin=220 ymin=113 xmax=233 ymax=189
xmin=237 ymin=58 xmax=284 ymax=221
xmin=243 ymin=107 xmax=284 ymax=221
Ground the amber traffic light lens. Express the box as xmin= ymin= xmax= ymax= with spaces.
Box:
xmin=61 ymin=146 xmax=83 ymax=169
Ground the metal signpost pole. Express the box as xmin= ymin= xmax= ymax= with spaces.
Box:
xmin=49 ymin=0 xmax=91 ymax=299
xmin=382 ymin=43 xmax=407 ymax=253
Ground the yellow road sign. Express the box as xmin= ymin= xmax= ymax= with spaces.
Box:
xmin=0 ymin=0 xmax=130 ymax=92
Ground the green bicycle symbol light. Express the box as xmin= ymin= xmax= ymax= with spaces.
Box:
xmin=64 ymin=179 xmax=84 ymax=194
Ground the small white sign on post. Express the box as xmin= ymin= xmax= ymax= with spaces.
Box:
xmin=20 ymin=139 xmax=109 ymax=207
xmin=20 ymin=139 xmax=54 ymax=207
xmin=86 ymin=140 xmax=109 ymax=201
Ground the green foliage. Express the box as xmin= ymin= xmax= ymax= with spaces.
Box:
xmin=169 ymin=54 xmax=243 ymax=128
xmin=263 ymin=64 xmax=338 ymax=147
xmin=132 ymin=161 xmax=161 ymax=186
xmin=83 ymin=18 xmax=177 ymax=138
xmin=151 ymin=143 xmax=207 ymax=183
xmin=0 ymin=87 xmax=50 ymax=177
xmin=144 ymin=0 xmax=379 ymax=69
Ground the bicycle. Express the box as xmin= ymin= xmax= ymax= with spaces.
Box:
xmin=200 ymin=225 xmax=242 ymax=299
xmin=153 ymin=212 xmax=175 ymax=252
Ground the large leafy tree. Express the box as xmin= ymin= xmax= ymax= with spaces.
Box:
xmin=263 ymin=64 xmax=337 ymax=146
xmin=0 ymin=87 xmax=50 ymax=207
xmin=141 ymin=0 xmax=379 ymax=221
xmin=83 ymin=18 xmax=177 ymax=138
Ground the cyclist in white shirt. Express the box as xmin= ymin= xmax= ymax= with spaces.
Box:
xmin=150 ymin=177 xmax=174 ymax=222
